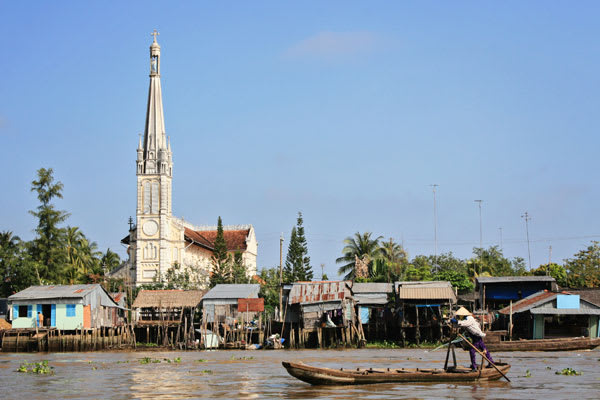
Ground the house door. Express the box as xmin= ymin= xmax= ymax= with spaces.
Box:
xmin=533 ymin=315 xmax=544 ymax=339
xmin=42 ymin=304 xmax=52 ymax=327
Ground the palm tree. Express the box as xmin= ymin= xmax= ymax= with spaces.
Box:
xmin=101 ymin=249 xmax=121 ymax=274
xmin=376 ymin=237 xmax=409 ymax=282
xmin=336 ymin=232 xmax=383 ymax=280
xmin=65 ymin=226 xmax=85 ymax=284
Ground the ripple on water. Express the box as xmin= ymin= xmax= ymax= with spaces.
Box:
xmin=0 ymin=348 xmax=599 ymax=399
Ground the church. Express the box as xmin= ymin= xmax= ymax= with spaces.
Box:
xmin=111 ymin=32 xmax=257 ymax=287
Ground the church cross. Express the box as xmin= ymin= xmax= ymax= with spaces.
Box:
xmin=151 ymin=29 xmax=159 ymax=41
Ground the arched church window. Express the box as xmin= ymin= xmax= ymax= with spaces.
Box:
xmin=151 ymin=182 xmax=159 ymax=213
xmin=143 ymin=182 xmax=151 ymax=214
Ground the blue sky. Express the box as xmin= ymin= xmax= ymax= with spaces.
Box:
xmin=1 ymin=2 xmax=599 ymax=278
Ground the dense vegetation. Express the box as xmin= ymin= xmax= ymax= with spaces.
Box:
xmin=0 ymin=168 xmax=122 ymax=298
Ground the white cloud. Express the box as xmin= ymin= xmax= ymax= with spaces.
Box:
xmin=285 ymin=31 xmax=380 ymax=60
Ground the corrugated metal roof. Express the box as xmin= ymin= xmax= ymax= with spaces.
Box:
xmin=530 ymin=307 xmax=600 ymax=315
xmin=202 ymin=284 xmax=260 ymax=300
xmin=476 ymin=276 xmax=556 ymax=284
xmin=288 ymin=281 xmax=352 ymax=304
xmin=397 ymin=286 xmax=457 ymax=302
xmin=354 ymin=293 xmax=390 ymax=305
xmin=498 ymin=291 xmax=556 ymax=314
xmin=499 ymin=290 xmax=600 ymax=315
xmin=395 ymin=281 xmax=456 ymax=302
xmin=8 ymin=284 xmax=102 ymax=300
xmin=352 ymin=283 xmax=393 ymax=294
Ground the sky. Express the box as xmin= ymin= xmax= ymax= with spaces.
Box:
xmin=1 ymin=2 xmax=599 ymax=279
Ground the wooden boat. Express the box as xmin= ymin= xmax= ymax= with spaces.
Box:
xmin=486 ymin=336 xmax=600 ymax=352
xmin=281 ymin=361 xmax=511 ymax=385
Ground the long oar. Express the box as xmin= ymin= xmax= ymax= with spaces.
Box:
xmin=457 ymin=332 xmax=510 ymax=382
xmin=426 ymin=338 xmax=463 ymax=352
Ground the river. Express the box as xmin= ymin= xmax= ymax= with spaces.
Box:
xmin=0 ymin=348 xmax=598 ymax=399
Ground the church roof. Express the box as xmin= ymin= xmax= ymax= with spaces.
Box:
xmin=184 ymin=227 xmax=250 ymax=252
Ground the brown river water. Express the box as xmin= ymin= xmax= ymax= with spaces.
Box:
xmin=0 ymin=348 xmax=598 ymax=399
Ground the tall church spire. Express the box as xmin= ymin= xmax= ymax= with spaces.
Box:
xmin=139 ymin=29 xmax=169 ymax=175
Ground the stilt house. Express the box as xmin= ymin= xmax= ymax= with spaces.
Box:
xmin=8 ymin=284 xmax=124 ymax=330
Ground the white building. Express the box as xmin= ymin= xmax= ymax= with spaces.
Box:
xmin=112 ymin=32 xmax=257 ymax=287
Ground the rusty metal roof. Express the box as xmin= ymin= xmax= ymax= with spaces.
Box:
xmin=395 ymin=281 xmax=456 ymax=302
xmin=288 ymin=281 xmax=352 ymax=304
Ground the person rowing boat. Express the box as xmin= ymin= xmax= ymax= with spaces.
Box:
xmin=451 ymin=306 xmax=495 ymax=371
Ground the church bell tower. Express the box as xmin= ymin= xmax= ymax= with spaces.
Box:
xmin=134 ymin=30 xmax=173 ymax=283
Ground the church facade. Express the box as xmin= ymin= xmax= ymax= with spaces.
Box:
xmin=114 ymin=32 xmax=257 ymax=287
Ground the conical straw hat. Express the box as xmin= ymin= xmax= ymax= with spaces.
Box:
xmin=454 ymin=306 xmax=472 ymax=316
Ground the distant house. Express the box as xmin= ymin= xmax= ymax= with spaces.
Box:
xmin=8 ymin=284 xmax=124 ymax=330
xmin=201 ymin=284 xmax=261 ymax=324
xmin=395 ymin=281 xmax=457 ymax=344
xmin=498 ymin=290 xmax=600 ymax=339
xmin=475 ymin=276 xmax=557 ymax=310
xmin=132 ymin=290 xmax=205 ymax=324
xmin=352 ymin=283 xmax=394 ymax=341
xmin=284 ymin=281 xmax=354 ymax=328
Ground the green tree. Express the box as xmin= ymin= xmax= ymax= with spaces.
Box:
xmin=28 ymin=168 xmax=69 ymax=283
xmin=258 ymin=267 xmax=280 ymax=314
xmin=433 ymin=269 xmax=474 ymax=293
xmin=336 ymin=232 xmax=382 ymax=280
xmin=209 ymin=216 xmax=232 ymax=287
xmin=232 ymin=251 xmax=248 ymax=283
xmin=284 ymin=212 xmax=313 ymax=282
xmin=0 ymin=231 xmax=37 ymax=297
xmin=565 ymin=242 xmax=600 ymax=288
xmin=532 ymin=263 xmax=568 ymax=287
xmin=101 ymin=249 xmax=122 ymax=273
xmin=374 ymin=238 xmax=409 ymax=282
xmin=405 ymin=255 xmax=433 ymax=281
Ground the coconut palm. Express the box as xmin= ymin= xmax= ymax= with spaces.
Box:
xmin=374 ymin=238 xmax=409 ymax=282
xmin=336 ymin=232 xmax=383 ymax=280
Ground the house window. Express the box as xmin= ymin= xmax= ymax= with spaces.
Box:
xmin=66 ymin=304 xmax=76 ymax=317
xmin=19 ymin=305 xmax=29 ymax=318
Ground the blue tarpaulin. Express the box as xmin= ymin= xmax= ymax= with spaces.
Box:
xmin=359 ymin=307 xmax=370 ymax=324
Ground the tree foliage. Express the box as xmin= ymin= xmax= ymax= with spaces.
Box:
xmin=284 ymin=212 xmax=313 ymax=282
xmin=0 ymin=168 xmax=121 ymax=297
xmin=564 ymin=241 xmax=600 ymax=288
xmin=336 ymin=232 xmax=382 ymax=280
xmin=209 ymin=216 xmax=232 ymax=287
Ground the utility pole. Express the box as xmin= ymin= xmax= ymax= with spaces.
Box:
xmin=430 ymin=184 xmax=439 ymax=263
xmin=521 ymin=212 xmax=532 ymax=270
xmin=498 ymin=227 xmax=503 ymax=252
xmin=548 ymin=245 xmax=552 ymax=276
xmin=474 ymin=200 xmax=483 ymax=249
xmin=320 ymin=263 xmax=325 ymax=281
xmin=279 ymin=233 xmax=284 ymax=321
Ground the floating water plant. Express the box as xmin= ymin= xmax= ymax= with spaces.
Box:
xmin=139 ymin=357 xmax=162 ymax=364
xmin=524 ymin=369 xmax=531 ymax=378
xmin=201 ymin=369 xmax=213 ymax=374
xmin=555 ymin=368 xmax=582 ymax=376
xmin=17 ymin=361 xmax=54 ymax=375
xmin=196 ymin=359 xmax=208 ymax=363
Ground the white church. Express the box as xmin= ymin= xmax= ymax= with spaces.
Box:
xmin=111 ymin=32 xmax=257 ymax=287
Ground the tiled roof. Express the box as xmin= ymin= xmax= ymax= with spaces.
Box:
xmin=184 ymin=227 xmax=250 ymax=251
